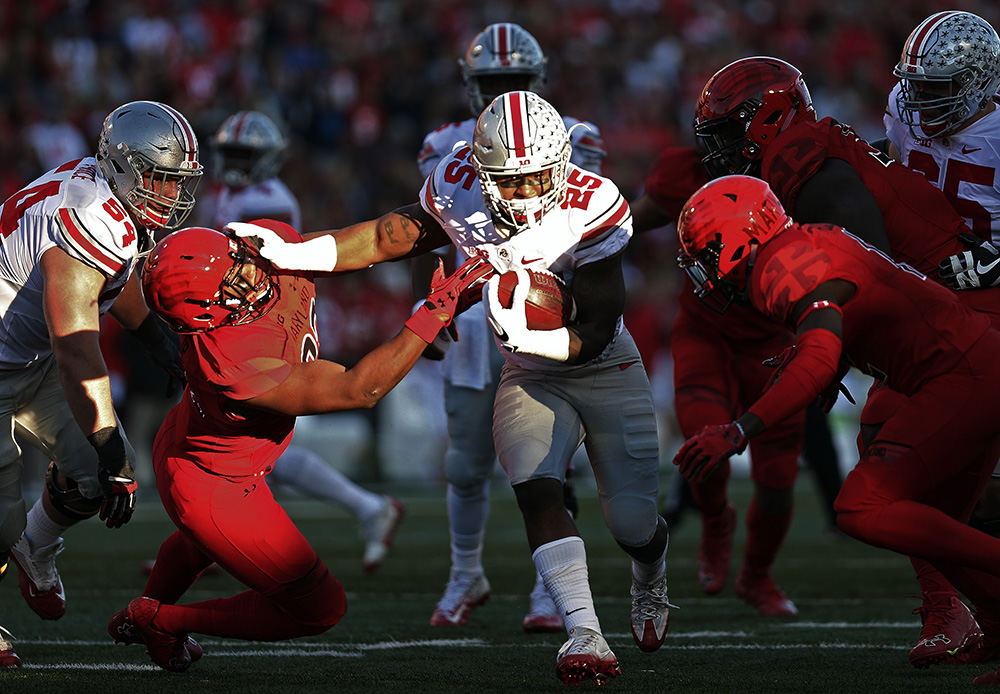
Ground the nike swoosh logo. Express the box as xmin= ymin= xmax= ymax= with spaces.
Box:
xmin=618 ymin=360 xmax=638 ymax=371
xmin=521 ymin=256 xmax=543 ymax=265
xmin=977 ymin=257 xmax=1000 ymax=275
xmin=486 ymin=315 xmax=509 ymax=343
xmin=565 ymin=607 xmax=587 ymax=616
xmin=962 ymin=145 xmax=982 ymax=154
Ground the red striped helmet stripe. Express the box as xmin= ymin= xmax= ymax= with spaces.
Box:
xmin=157 ymin=102 xmax=198 ymax=166
xmin=504 ymin=92 xmax=528 ymax=157
xmin=901 ymin=11 xmax=960 ymax=71
xmin=496 ymin=23 xmax=510 ymax=66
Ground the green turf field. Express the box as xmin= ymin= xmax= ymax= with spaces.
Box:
xmin=0 ymin=471 xmax=989 ymax=693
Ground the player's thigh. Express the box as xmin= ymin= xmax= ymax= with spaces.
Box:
xmin=444 ymin=380 xmax=498 ymax=477
xmin=11 ymin=359 xmax=102 ymax=498
xmin=157 ymin=457 xmax=319 ymax=594
xmin=492 ymin=367 xmax=583 ymax=486
xmin=671 ymin=316 xmax=738 ymax=435
xmin=747 ymin=409 xmax=805 ymax=490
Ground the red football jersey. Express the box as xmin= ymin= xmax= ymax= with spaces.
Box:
xmin=762 ymin=117 xmax=975 ymax=277
xmin=749 ymin=223 xmax=992 ymax=396
xmin=644 ymin=146 xmax=792 ymax=342
xmin=166 ymin=219 xmax=319 ymax=476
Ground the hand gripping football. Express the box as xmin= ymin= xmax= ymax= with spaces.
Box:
xmin=497 ymin=268 xmax=576 ymax=330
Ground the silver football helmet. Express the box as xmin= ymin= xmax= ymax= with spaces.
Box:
xmin=894 ymin=11 xmax=1000 ymax=138
xmin=212 ymin=111 xmax=288 ymax=188
xmin=460 ymin=23 xmax=547 ymax=115
xmin=472 ymin=91 xmax=570 ymax=236
xmin=96 ymin=101 xmax=202 ymax=246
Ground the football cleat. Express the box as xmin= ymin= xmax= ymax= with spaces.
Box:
xmin=697 ymin=502 xmax=736 ymax=595
xmin=522 ymin=576 xmax=563 ymax=633
xmin=630 ymin=572 xmax=673 ymax=652
xmin=909 ymin=592 xmax=984 ymax=667
xmin=10 ymin=535 xmax=66 ymax=620
xmin=0 ymin=625 xmax=22 ymax=669
xmin=361 ymin=496 xmax=406 ymax=574
xmin=429 ymin=570 xmax=490 ymax=626
xmin=124 ymin=597 xmax=193 ymax=672
xmin=555 ymin=627 xmax=621 ymax=685
xmin=735 ymin=569 xmax=798 ymax=617
xmin=974 ymin=667 xmax=1000 ymax=685
xmin=108 ymin=605 xmax=203 ymax=662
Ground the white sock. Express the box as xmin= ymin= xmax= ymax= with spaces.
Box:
xmin=631 ymin=535 xmax=668 ymax=586
xmin=24 ymin=498 xmax=68 ymax=549
xmin=448 ymin=483 xmax=489 ymax=574
xmin=533 ymin=536 xmax=601 ymax=635
xmin=268 ymin=445 xmax=383 ymax=520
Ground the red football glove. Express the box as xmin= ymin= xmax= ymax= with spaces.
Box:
xmin=673 ymin=422 xmax=748 ymax=484
xmin=405 ymin=255 xmax=495 ymax=343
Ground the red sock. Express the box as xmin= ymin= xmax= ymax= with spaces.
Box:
xmin=742 ymin=498 xmax=792 ymax=577
xmin=910 ymin=557 xmax=957 ymax=596
xmin=144 ymin=531 xmax=215 ymax=604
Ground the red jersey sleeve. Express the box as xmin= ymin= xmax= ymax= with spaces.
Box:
xmin=643 ymin=146 xmax=708 ymax=219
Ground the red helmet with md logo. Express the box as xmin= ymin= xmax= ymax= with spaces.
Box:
xmin=676 ymin=175 xmax=792 ymax=313
xmin=694 ymin=57 xmax=816 ymax=179
xmin=140 ymin=227 xmax=280 ymax=333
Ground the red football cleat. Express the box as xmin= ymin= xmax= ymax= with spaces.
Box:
xmin=108 ymin=605 xmax=202 ymax=661
xmin=0 ymin=626 xmax=22 ymax=669
xmin=124 ymin=597 xmax=193 ymax=672
xmin=555 ymin=627 xmax=621 ymax=685
xmin=735 ymin=569 xmax=798 ymax=617
xmin=697 ymin=502 xmax=736 ymax=595
xmin=909 ymin=592 xmax=984 ymax=668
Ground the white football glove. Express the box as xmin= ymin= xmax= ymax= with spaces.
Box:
xmin=484 ymin=269 xmax=570 ymax=362
xmin=226 ymin=221 xmax=338 ymax=272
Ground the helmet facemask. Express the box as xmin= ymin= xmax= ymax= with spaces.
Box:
xmin=893 ymin=11 xmax=1000 ymax=139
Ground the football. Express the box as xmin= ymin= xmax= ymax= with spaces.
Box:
xmin=497 ymin=269 xmax=576 ymax=330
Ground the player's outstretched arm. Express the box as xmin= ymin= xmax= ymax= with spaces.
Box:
xmin=229 ymin=204 xmax=449 ymax=274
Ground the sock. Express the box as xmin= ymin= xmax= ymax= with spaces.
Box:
xmin=268 ymin=446 xmax=383 ymax=520
xmin=741 ymin=498 xmax=792 ymax=577
xmin=690 ymin=460 xmax=730 ymax=517
xmin=632 ymin=537 xmax=668 ymax=586
xmin=533 ymin=536 xmax=601 ymax=635
xmin=448 ymin=482 xmax=489 ymax=574
xmin=23 ymin=498 xmax=68 ymax=549
xmin=144 ymin=530 xmax=216 ymax=604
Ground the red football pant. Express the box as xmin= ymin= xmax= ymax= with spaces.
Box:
xmin=146 ymin=417 xmax=346 ymax=639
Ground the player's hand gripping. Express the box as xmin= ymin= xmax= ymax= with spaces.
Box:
xmin=939 ymin=233 xmax=1000 ymax=290
xmin=226 ymin=221 xmax=338 ymax=272
xmin=673 ymin=422 xmax=748 ymax=484
xmin=405 ymin=255 xmax=494 ymax=343
xmin=88 ymin=427 xmax=138 ymax=528
xmin=484 ymin=269 xmax=571 ymax=361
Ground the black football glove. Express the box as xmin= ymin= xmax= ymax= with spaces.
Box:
xmin=88 ymin=427 xmax=138 ymax=528
xmin=939 ymin=233 xmax=1000 ymax=290
xmin=129 ymin=313 xmax=185 ymax=397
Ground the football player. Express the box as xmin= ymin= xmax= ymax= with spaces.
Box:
xmin=234 ymin=91 xmax=669 ymax=686
xmin=196 ymin=110 xmax=406 ymax=574
xmin=108 ymin=223 xmax=490 ymax=672
xmin=0 ymin=101 xmax=201 ymax=668
xmin=674 ymin=174 xmax=1000 ymax=688
xmin=415 ymin=22 xmax=606 ymax=632
xmin=882 ymin=10 xmax=1000 ymax=669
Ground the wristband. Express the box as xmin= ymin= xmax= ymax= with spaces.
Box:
xmin=518 ymin=327 xmax=571 ymax=361
xmin=404 ymin=304 xmax=443 ymax=343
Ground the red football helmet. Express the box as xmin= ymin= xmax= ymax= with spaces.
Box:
xmin=676 ymin=175 xmax=792 ymax=313
xmin=141 ymin=227 xmax=280 ymax=333
xmin=694 ymin=57 xmax=816 ymax=179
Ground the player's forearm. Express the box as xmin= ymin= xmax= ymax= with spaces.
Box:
xmin=52 ymin=334 xmax=119 ymax=435
xmin=109 ymin=273 xmax=150 ymax=331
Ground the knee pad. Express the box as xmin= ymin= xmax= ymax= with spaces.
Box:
xmin=272 ymin=560 xmax=346 ymax=634
xmin=605 ymin=495 xmax=659 ymax=549
xmin=0 ymin=497 xmax=26 ymax=552
xmin=46 ymin=462 xmax=102 ymax=520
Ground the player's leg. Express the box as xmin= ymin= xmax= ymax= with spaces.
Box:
xmin=493 ymin=366 xmax=618 ymax=684
xmin=267 ymin=444 xmax=404 ymax=573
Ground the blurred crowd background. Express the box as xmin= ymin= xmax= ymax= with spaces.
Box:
xmin=7 ymin=0 xmax=997 ymax=484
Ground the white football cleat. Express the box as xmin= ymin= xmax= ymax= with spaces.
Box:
xmin=630 ymin=572 xmax=673 ymax=652
xmin=0 ymin=625 xmax=22 ymax=668
xmin=429 ymin=570 xmax=490 ymax=626
xmin=555 ymin=627 xmax=621 ymax=685
xmin=522 ymin=576 xmax=563 ymax=633
xmin=361 ymin=496 xmax=406 ymax=574
xmin=10 ymin=535 xmax=66 ymax=620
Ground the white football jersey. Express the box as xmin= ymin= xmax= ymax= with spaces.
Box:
xmin=885 ymin=82 xmax=1000 ymax=241
xmin=0 ymin=157 xmax=141 ymax=369
xmin=198 ymin=178 xmax=301 ymax=230
xmin=417 ymin=115 xmax=607 ymax=180
xmin=419 ymin=145 xmax=631 ymax=371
